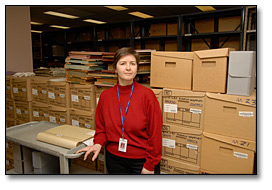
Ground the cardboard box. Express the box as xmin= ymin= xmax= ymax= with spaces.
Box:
xmin=160 ymin=156 xmax=200 ymax=174
xmin=194 ymin=18 xmax=214 ymax=33
xmin=201 ymin=132 xmax=255 ymax=174
xmin=227 ymin=51 xmax=256 ymax=96
xmin=48 ymin=105 xmax=69 ymax=125
xmin=162 ymin=123 xmax=202 ymax=166
xmin=12 ymin=77 xmax=33 ymax=102
xmin=193 ymin=48 xmax=235 ymax=93
xmin=191 ymin=38 xmax=211 ymax=52
xmin=69 ymin=108 xmax=95 ymax=130
xmin=6 ymin=99 xmax=15 ymax=119
xmin=95 ymin=85 xmax=111 ymax=106
xmin=149 ymin=23 xmax=167 ymax=36
xmin=163 ymin=88 xmax=205 ymax=130
xmin=151 ymin=51 xmax=194 ymax=90
xmin=167 ymin=23 xmax=177 ymax=35
xmin=145 ymin=40 xmax=164 ymax=51
xmin=204 ymin=91 xmax=256 ymax=141
xmin=14 ymin=101 xmax=32 ymax=122
xmin=219 ymin=36 xmax=240 ymax=50
xmin=6 ymin=75 xmax=13 ymax=100
xmin=31 ymin=77 xmax=53 ymax=104
xmin=70 ymin=83 xmax=95 ymax=112
xmin=151 ymin=88 xmax=163 ymax=111
xmin=165 ymin=40 xmax=177 ymax=51
xmin=6 ymin=118 xmax=15 ymax=128
xmin=219 ymin=16 xmax=241 ymax=32
xmin=32 ymin=101 xmax=49 ymax=122
xmin=48 ymin=80 xmax=70 ymax=108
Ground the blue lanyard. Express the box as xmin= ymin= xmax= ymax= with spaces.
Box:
xmin=117 ymin=81 xmax=135 ymax=139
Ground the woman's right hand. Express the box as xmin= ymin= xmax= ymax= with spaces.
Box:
xmin=76 ymin=144 xmax=102 ymax=161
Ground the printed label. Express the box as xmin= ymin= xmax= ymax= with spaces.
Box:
xmin=49 ymin=116 xmax=56 ymax=123
xmin=164 ymin=104 xmax=178 ymax=113
xmin=71 ymin=95 xmax=79 ymax=102
xmin=60 ymin=118 xmax=65 ymax=123
xmin=186 ymin=144 xmax=198 ymax=150
xmin=72 ymin=120 xmax=79 ymax=127
xmin=59 ymin=94 xmax=65 ymax=98
xmin=85 ymin=124 xmax=91 ymax=129
xmin=9 ymin=106 xmax=13 ymax=110
xmin=44 ymin=114 xmax=49 ymax=118
xmin=234 ymin=152 xmax=248 ymax=159
xmin=84 ymin=96 xmax=90 ymax=100
xmin=48 ymin=92 xmax=55 ymax=99
xmin=22 ymin=88 xmax=26 ymax=92
xmin=42 ymin=90 xmax=47 ymax=94
xmin=16 ymin=109 xmax=21 ymax=115
xmin=33 ymin=111 xmax=39 ymax=117
xmin=32 ymin=89 xmax=38 ymax=95
xmin=162 ymin=138 xmax=176 ymax=148
xmin=239 ymin=112 xmax=254 ymax=117
xmin=13 ymin=88 xmax=18 ymax=93
xmin=24 ymin=111 xmax=29 ymax=114
xmin=190 ymin=108 xmax=201 ymax=114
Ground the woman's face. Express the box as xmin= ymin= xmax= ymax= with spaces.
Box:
xmin=116 ymin=54 xmax=137 ymax=85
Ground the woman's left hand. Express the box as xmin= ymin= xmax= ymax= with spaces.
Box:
xmin=141 ymin=167 xmax=154 ymax=174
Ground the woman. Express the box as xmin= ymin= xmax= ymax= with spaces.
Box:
xmin=77 ymin=47 xmax=162 ymax=174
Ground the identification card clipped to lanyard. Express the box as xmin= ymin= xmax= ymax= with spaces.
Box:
xmin=117 ymin=81 xmax=134 ymax=153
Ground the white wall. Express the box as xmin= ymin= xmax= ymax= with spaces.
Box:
xmin=6 ymin=6 xmax=33 ymax=72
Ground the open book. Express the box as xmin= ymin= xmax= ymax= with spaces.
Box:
xmin=37 ymin=125 xmax=95 ymax=149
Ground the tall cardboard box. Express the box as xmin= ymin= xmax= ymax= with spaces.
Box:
xmin=201 ymin=132 xmax=255 ymax=174
xmin=14 ymin=101 xmax=33 ymax=122
xmin=151 ymin=88 xmax=163 ymax=111
xmin=47 ymin=80 xmax=70 ymax=108
xmin=227 ymin=51 xmax=256 ymax=96
xmin=162 ymin=123 xmax=202 ymax=166
xmin=12 ymin=77 xmax=33 ymax=102
xmin=32 ymin=101 xmax=49 ymax=122
xmin=151 ymin=51 xmax=194 ymax=90
xmin=204 ymin=91 xmax=256 ymax=141
xmin=69 ymin=108 xmax=95 ymax=130
xmin=6 ymin=75 xmax=13 ymax=100
xmin=95 ymin=85 xmax=111 ymax=107
xmin=149 ymin=23 xmax=167 ymax=36
xmin=48 ymin=105 xmax=69 ymax=125
xmin=163 ymin=88 xmax=205 ymax=130
xmin=31 ymin=76 xmax=54 ymax=104
xmin=193 ymin=48 xmax=235 ymax=93
xmin=160 ymin=156 xmax=200 ymax=174
xmin=70 ymin=83 xmax=95 ymax=112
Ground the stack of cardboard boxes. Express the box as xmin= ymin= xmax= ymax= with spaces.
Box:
xmin=150 ymin=48 xmax=256 ymax=174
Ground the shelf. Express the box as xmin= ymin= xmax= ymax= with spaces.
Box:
xmin=183 ymin=31 xmax=241 ymax=39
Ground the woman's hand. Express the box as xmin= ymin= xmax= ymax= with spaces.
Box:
xmin=141 ymin=167 xmax=154 ymax=174
xmin=76 ymin=144 xmax=102 ymax=161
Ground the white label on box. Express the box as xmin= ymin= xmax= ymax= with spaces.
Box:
xmin=60 ymin=118 xmax=65 ymax=123
xmin=24 ymin=111 xmax=28 ymax=114
xmin=48 ymin=92 xmax=55 ymax=99
xmin=85 ymin=124 xmax=91 ymax=129
xmin=239 ymin=111 xmax=254 ymax=117
xmin=190 ymin=108 xmax=201 ymax=114
xmin=162 ymin=138 xmax=175 ymax=148
xmin=59 ymin=94 xmax=65 ymax=98
xmin=33 ymin=111 xmax=39 ymax=117
xmin=32 ymin=89 xmax=38 ymax=95
xmin=22 ymin=88 xmax=26 ymax=92
xmin=72 ymin=120 xmax=79 ymax=127
xmin=71 ymin=95 xmax=79 ymax=102
xmin=44 ymin=114 xmax=49 ymax=118
xmin=186 ymin=144 xmax=198 ymax=150
xmin=164 ymin=104 xmax=177 ymax=113
xmin=234 ymin=152 xmax=248 ymax=159
xmin=42 ymin=90 xmax=47 ymax=94
xmin=84 ymin=96 xmax=90 ymax=100
xmin=13 ymin=88 xmax=18 ymax=93
xmin=9 ymin=106 xmax=13 ymax=110
xmin=49 ymin=116 xmax=56 ymax=123
xmin=16 ymin=108 xmax=21 ymax=115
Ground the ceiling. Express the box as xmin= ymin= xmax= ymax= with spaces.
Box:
xmin=30 ymin=6 xmax=237 ymax=32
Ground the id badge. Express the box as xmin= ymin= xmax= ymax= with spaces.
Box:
xmin=118 ymin=138 xmax=127 ymax=152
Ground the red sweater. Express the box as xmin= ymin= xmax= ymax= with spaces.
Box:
xmin=94 ymin=81 xmax=162 ymax=171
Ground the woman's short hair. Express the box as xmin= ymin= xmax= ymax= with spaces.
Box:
xmin=113 ymin=47 xmax=140 ymax=69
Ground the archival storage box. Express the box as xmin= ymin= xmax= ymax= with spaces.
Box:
xmin=204 ymin=90 xmax=256 ymax=141
xmin=151 ymin=88 xmax=163 ymax=111
xmin=14 ymin=101 xmax=33 ymax=122
xmin=163 ymin=88 xmax=205 ymax=130
xmin=160 ymin=156 xmax=200 ymax=174
xmin=32 ymin=101 xmax=49 ymax=122
xmin=48 ymin=105 xmax=69 ymax=125
xmin=162 ymin=123 xmax=202 ymax=166
xmin=201 ymin=132 xmax=256 ymax=174
xmin=12 ymin=76 xmax=34 ymax=102
xmin=69 ymin=108 xmax=95 ymax=130
xmin=151 ymin=51 xmax=194 ymax=90
xmin=227 ymin=51 xmax=256 ymax=96
xmin=47 ymin=80 xmax=70 ymax=108
xmin=193 ymin=48 xmax=235 ymax=93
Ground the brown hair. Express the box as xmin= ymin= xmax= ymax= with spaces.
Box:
xmin=113 ymin=47 xmax=140 ymax=69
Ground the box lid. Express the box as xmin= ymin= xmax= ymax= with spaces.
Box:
xmin=206 ymin=90 xmax=256 ymax=107
xmin=70 ymin=108 xmax=94 ymax=116
xmin=228 ymin=51 xmax=256 ymax=78
xmin=194 ymin=48 xmax=235 ymax=59
xmin=203 ymin=132 xmax=256 ymax=152
xmin=48 ymin=105 xmax=67 ymax=112
xmin=163 ymin=88 xmax=205 ymax=98
xmin=152 ymin=51 xmax=194 ymax=60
